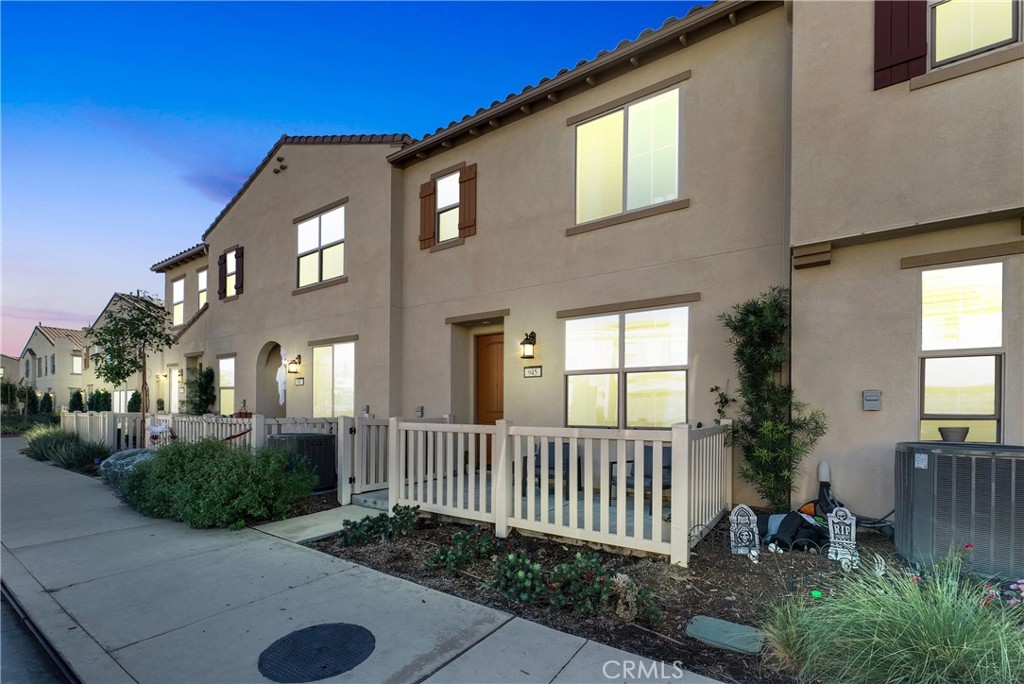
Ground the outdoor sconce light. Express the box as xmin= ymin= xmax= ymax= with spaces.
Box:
xmin=520 ymin=332 xmax=537 ymax=359
xmin=287 ymin=355 xmax=302 ymax=374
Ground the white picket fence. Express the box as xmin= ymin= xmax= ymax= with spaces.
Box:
xmin=388 ymin=419 xmax=732 ymax=567
xmin=61 ymin=409 xmax=733 ymax=564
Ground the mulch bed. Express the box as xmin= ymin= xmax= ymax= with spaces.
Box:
xmin=285 ymin=490 xmax=342 ymax=518
xmin=308 ymin=516 xmax=902 ymax=684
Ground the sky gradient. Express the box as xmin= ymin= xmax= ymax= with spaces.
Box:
xmin=1 ymin=0 xmax=699 ymax=357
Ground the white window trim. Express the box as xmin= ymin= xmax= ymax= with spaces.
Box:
xmin=296 ymin=205 xmax=346 ymax=288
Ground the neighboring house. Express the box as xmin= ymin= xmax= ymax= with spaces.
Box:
xmin=18 ymin=325 xmax=91 ymax=409
xmin=787 ymin=0 xmax=1024 ymax=515
xmin=85 ymin=293 xmax=164 ymax=412
xmin=0 ymin=354 xmax=18 ymax=382
xmin=147 ymin=0 xmax=1023 ymax=516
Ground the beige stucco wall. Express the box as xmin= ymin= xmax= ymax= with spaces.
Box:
xmin=790 ymin=0 xmax=1024 ymax=245
xmin=200 ymin=142 xmax=401 ymax=418
xmin=396 ymin=2 xmax=788 ymax=489
xmin=791 ymin=219 xmax=1024 ymax=517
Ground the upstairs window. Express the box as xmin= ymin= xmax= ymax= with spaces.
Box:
xmin=217 ymin=247 xmax=243 ymax=299
xmin=575 ymin=88 xmax=679 ymax=224
xmin=172 ymin=277 xmax=185 ymax=325
xmin=24 ymin=359 xmax=30 ymax=377
xmin=197 ymin=269 xmax=208 ymax=309
xmin=50 ymin=354 xmax=55 ymax=374
xmin=931 ymin=0 xmax=1019 ymax=66
xmin=72 ymin=355 xmax=82 ymax=375
xmin=419 ymin=164 xmax=477 ymax=250
xmin=919 ymin=262 xmax=1003 ymax=442
xmin=297 ymin=204 xmax=345 ymax=288
xmin=875 ymin=0 xmax=1021 ymax=89
xmin=565 ymin=306 xmax=688 ymax=428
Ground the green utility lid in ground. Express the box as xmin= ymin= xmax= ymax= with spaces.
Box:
xmin=685 ymin=615 xmax=764 ymax=655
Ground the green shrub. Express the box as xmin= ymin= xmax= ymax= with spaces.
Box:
xmin=116 ymin=438 xmax=316 ymax=529
xmin=335 ymin=505 xmax=420 ymax=547
xmin=68 ymin=390 xmax=85 ymax=413
xmin=23 ymin=425 xmax=80 ymax=461
xmin=38 ymin=392 xmax=53 ymax=414
xmin=491 ymin=551 xmax=545 ymax=603
xmin=1 ymin=379 xmax=18 ymax=412
xmin=25 ymin=389 xmax=39 ymax=415
xmin=763 ymin=551 xmax=1024 ymax=684
xmin=126 ymin=391 xmax=141 ymax=413
xmin=87 ymin=390 xmax=111 ymax=412
xmin=427 ymin=526 xmax=506 ymax=575
xmin=49 ymin=439 xmax=111 ymax=471
xmin=548 ymin=553 xmax=615 ymax=613
xmin=184 ymin=367 xmax=216 ymax=414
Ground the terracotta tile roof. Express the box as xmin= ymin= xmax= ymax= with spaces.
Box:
xmin=201 ymin=133 xmax=413 ymax=240
xmin=388 ymin=0 xmax=773 ymax=166
xmin=151 ymin=243 xmax=208 ymax=273
xmin=36 ymin=326 xmax=86 ymax=349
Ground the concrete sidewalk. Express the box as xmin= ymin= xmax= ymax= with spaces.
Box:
xmin=1 ymin=437 xmax=718 ymax=684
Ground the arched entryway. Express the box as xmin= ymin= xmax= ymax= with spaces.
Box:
xmin=256 ymin=341 xmax=287 ymax=418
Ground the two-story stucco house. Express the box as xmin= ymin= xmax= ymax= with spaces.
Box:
xmin=146 ymin=0 xmax=1023 ymax=517
xmin=18 ymin=325 xmax=90 ymax=409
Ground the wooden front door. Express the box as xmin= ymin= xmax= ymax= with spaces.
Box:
xmin=475 ymin=333 xmax=504 ymax=425
xmin=475 ymin=334 xmax=503 ymax=466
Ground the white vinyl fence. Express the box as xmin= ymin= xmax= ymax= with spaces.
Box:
xmin=388 ymin=418 xmax=733 ymax=567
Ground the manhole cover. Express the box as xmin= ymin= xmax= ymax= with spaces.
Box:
xmin=258 ymin=623 xmax=375 ymax=683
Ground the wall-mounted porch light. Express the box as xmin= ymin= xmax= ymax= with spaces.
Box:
xmin=287 ymin=355 xmax=302 ymax=374
xmin=520 ymin=332 xmax=537 ymax=359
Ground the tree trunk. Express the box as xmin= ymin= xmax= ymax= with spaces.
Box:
xmin=140 ymin=348 xmax=148 ymax=440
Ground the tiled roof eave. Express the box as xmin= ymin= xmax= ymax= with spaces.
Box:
xmin=151 ymin=243 xmax=208 ymax=273
xmin=388 ymin=0 xmax=770 ymax=167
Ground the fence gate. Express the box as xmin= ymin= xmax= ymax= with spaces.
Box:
xmin=354 ymin=416 xmax=389 ymax=493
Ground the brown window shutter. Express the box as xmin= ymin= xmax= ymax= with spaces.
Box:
xmin=217 ymin=253 xmax=227 ymax=299
xmin=458 ymin=163 xmax=477 ymax=239
xmin=419 ymin=180 xmax=437 ymax=250
xmin=235 ymin=246 xmax=244 ymax=295
xmin=874 ymin=0 xmax=927 ymax=90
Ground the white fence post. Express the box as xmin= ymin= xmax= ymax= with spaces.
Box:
xmin=720 ymin=418 xmax=734 ymax=508
xmin=251 ymin=414 xmax=266 ymax=448
xmin=387 ymin=417 xmax=400 ymax=511
xmin=103 ymin=412 xmax=116 ymax=450
xmin=670 ymin=422 xmax=691 ymax=567
xmin=339 ymin=416 xmax=354 ymax=506
xmin=493 ymin=419 xmax=511 ymax=538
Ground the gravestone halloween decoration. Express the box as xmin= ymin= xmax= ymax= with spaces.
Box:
xmin=827 ymin=506 xmax=860 ymax=569
xmin=730 ymin=504 xmax=759 ymax=555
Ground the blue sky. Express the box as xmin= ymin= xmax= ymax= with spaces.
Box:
xmin=1 ymin=1 xmax=698 ymax=356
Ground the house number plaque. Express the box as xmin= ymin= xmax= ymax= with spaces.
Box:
xmin=524 ymin=366 xmax=542 ymax=378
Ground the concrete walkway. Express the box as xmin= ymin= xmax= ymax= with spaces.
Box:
xmin=1 ymin=436 xmax=718 ymax=684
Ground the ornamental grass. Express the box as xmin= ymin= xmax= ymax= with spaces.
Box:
xmin=763 ymin=548 xmax=1024 ymax=684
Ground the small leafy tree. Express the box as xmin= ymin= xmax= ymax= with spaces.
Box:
xmin=39 ymin=392 xmax=54 ymax=414
xmin=68 ymin=390 xmax=85 ymax=413
xmin=184 ymin=367 xmax=216 ymax=415
xmin=127 ymin=390 xmax=142 ymax=413
xmin=86 ymin=292 xmax=172 ymax=428
xmin=1 ymin=379 xmax=18 ymax=411
xmin=720 ymin=286 xmax=827 ymax=512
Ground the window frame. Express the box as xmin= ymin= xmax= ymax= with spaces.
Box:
xmin=218 ymin=356 xmax=235 ymax=416
xmin=917 ymin=260 xmax=1005 ymax=442
xmin=171 ymin=276 xmax=185 ymax=326
xmin=197 ymin=268 xmax=208 ymax=309
xmin=294 ymin=198 xmax=348 ymax=289
xmin=564 ymin=305 xmax=689 ymax=430
xmin=572 ymin=81 xmax=684 ymax=228
xmin=50 ymin=354 xmax=55 ymax=375
xmin=71 ymin=354 xmax=82 ymax=375
xmin=311 ymin=341 xmax=356 ymax=418
xmin=434 ymin=171 xmax=461 ymax=243
xmin=225 ymin=249 xmax=238 ymax=297
xmin=928 ymin=0 xmax=1021 ymax=68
